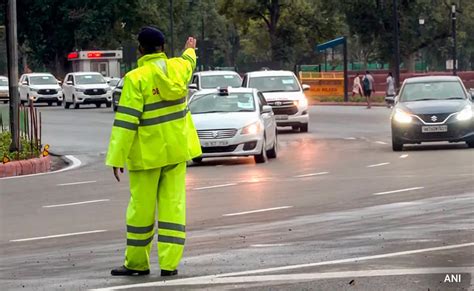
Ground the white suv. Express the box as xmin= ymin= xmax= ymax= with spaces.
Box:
xmin=62 ymin=72 xmax=112 ymax=109
xmin=243 ymin=70 xmax=310 ymax=132
xmin=19 ymin=73 xmax=63 ymax=106
xmin=189 ymin=71 xmax=242 ymax=95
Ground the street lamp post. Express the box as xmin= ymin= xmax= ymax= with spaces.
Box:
xmin=6 ymin=0 xmax=20 ymax=152
xmin=169 ymin=0 xmax=174 ymax=57
xmin=392 ymin=0 xmax=401 ymax=89
xmin=451 ymin=3 xmax=457 ymax=75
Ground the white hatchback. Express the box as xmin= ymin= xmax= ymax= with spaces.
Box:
xmin=243 ymin=70 xmax=310 ymax=132
xmin=62 ymin=72 xmax=112 ymax=109
xmin=190 ymin=88 xmax=278 ymax=164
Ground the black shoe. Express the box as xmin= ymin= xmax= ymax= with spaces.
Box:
xmin=161 ymin=269 xmax=178 ymax=277
xmin=111 ymin=265 xmax=150 ymax=276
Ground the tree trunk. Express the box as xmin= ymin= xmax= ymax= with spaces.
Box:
xmin=404 ymin=53 xmax=416 ymax=73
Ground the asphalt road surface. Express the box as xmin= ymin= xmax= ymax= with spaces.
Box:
xmin=0 ymin=104 xmax=473 ymax=291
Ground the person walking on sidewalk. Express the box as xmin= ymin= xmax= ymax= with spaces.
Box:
xmin=385 ymin=72 xmax=396 ymax=108
xmin=352 ymin=73 xmax=363 ymax=98
xmin=106 ymin=26 xmax=202 ymax=277
xmin=362 ymin=71 xmax=375 ymax=108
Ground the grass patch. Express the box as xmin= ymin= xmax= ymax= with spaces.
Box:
xmin=1 ymin=131 xmax=41 ymax=161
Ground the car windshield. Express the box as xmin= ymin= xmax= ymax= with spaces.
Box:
xmin=29 ymin=75 xmax=57 ymax=85
xmin=200 ymin=74 xmax=242 ymax=89
xmin=400 ymin=81 xmax=466 ymax=102
xmin=0 ymin=79 xmax=8 ymax=86
xmin=189 ymin=93 xmax=256 ymax=114
xmin=248 ymin=76 xmax=300 ymax=92
xmin=76 ymin=74 xmax=106 ymax=85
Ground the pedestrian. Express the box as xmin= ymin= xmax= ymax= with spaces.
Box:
xmin=362 ymin=70 xmax=375 ymax=109
xmin=106 ymin=26 xmax=202 ymax=277
xmin=352 ymin=73 xmax=363 ymax=98
xmin=385 ymin=72 xmax=396 ymax=108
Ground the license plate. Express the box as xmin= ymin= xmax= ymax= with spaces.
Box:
xmin=202 ymin=141 xmax=229 ymax=147
xmin=275 ymin=115 xmax=288 ymax=120
xmin=422 ymin=125 xmax=448 ymax=133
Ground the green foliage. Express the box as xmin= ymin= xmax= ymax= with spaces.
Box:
xmin=0 ymin=131 xmax=41 ymax=161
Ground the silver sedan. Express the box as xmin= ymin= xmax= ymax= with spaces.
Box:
xmin=189 ymin=88 xmax=278 ymax=163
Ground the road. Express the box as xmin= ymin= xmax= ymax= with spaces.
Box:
xmin=0 ymin=104 xmax=473 ymax=290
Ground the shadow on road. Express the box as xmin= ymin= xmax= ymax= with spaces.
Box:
xmin=189 ymin=157 xmax=255 ymax=167
xmin=402 ymin=142 xmax=470 ymax=152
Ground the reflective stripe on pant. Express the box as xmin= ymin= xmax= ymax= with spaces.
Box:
xmin=124 ymin=162 xmax=186 ymax=271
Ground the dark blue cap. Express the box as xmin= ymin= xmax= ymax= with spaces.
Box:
xmin=138 ymin=26 xmax=165 ymax=48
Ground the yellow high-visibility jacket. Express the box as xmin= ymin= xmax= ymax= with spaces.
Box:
xmin=106 ymin=49 xmax=201 ymax=171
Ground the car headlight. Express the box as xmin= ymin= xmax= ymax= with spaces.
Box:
xmin=456 ymin=106 xmax=473 ymax=121
xmin=106 ymin=87 xmax=112 ymax=91
xmin=76 ymin=88 xmax=86 ymax=92
xmin=241 ymin=122 xmax=262 ymax=135
xmin=293 ymin=98 xmax=308 ymax=107
xmin=393 ymin=109 xmax=413 ymax=124
xmin=29 ymin=88 xmax=39 ymax=92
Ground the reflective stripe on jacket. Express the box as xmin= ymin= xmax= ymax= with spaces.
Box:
xmin=106 ymin=48 xmax=202 ymax=171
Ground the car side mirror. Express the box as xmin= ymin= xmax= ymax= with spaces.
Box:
xmin=261 ymin=105 xmax=273 ymax=114
xmin=66 ymin=81 xmax=73 ymax=85
xmin=302 ymin=84 xmax=310 ymax=91
xmin=58 ymin=81 xmax=62 ymax=85
xmin=188 ymin=84 xmax=198 ymax=90
xmin=21 ymin=81 xmax=28 ymax=85
xmin=394 ymin=95 xmax=400 ymax=104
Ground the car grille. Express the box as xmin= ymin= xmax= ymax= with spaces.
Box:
xmin=37 ymin=89 xmax=58 ymax=95
xmin=84 ymin=89 xmax=107 ymax=95
xmin=415 ymin=113 xmax=453 ymax=124
xmin=202 ymin=145 xmax=238 ymax=153
xmin=197 ymin=129 xmax=237 ymax=139
xmin=271 ymin=106 xmax=298 ymax=115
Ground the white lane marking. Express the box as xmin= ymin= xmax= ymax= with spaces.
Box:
xmin=400 ymin=154 xmax=409 ymax=159
xmin=294 ymin=172 xmax=329 ymax=178
xmin=223 ymin=206 xmax=293 ymax=217
xmin=344 ymin=137 xmax=356 ymax=140
xmin=42 ymin=199 xmax=110 ymax=208
xmin=375 ymin=141 xmax=388 ymax=145
xmin=57 ymin=180 xmax=96 ymax=186
xmin=0 ymin=155 xmax=82 ymax=180
xmin=92 ymin=242 xmax=474 ymax=290
xmin=194 ymin=183 xmax=237 ymax=190
xmin=251 ymin=243 xmax=293 ymax=248
xmin=367 ymin=162 xmax=390 ymax=168
xmin=373 ymin=187 xmax=425 ymax=196
xmin=10 ymin=230 xmax=107 ymax=242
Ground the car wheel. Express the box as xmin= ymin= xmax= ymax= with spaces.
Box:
xmin=466 ymin=141 xmax=474 ymax=148
xmin=95 ymin=103 xmax=101 ymax=108
xmin=300 ymin=123 xmax=309 ymax=133
xmin=254 ymin=138 xmax=268 ymax=164
xmin=72 ymin=95 xmax=80 ymax=109
xmin=392 ymin=136 xmax=403 ymax=151
xmin=106 ymin=102 xmax=112 ymax=108
xmin=57 ymin=101 xmax=62 ymax=106
xmin=3 ymin=100 xmax=7 ymax=104
xmin=64 ymin=95 xmax=70 ymax=109
xmin=267 ymin=131 xmax=278 ymax=159
xmin=192 ymin=157 xmax=203 ymax=163
xmin=113 ymin=103 xmax=118 ymax=112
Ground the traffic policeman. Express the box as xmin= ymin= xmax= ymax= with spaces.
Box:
xmin=106 ymin=26 xmax=201 ymax=277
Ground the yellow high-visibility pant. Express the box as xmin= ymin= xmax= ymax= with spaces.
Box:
xmin=124 ymin=162 xmax=186 ymax=271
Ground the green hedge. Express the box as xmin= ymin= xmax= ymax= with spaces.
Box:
xmin=0 ymin=132 xmax=41 ymax=161
xmin=308 ymin=95 xmax=385 ymax=103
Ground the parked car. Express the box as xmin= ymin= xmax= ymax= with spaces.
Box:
xmin=0 ymin=76 xmax=8 ymax=104
xmin=188 ymin=71 xmax=242 ymax=95
xmin=112 ymin=78 xmax=124 ymax=112
xmin=391 ymin=76 xmax=474 ymax=151
xmin=189 ymin=87 xmax=278 ymax=164
xmin=19 ymin=73 xmax=63 ymax=106
xmin=242 ymin=70 xmax=310 ymax=132
xmin=62 ymin=72 xmax=112 ymax=109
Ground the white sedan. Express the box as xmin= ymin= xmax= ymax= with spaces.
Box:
xmin=189 ymin=88 xmax=278 ymax=163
